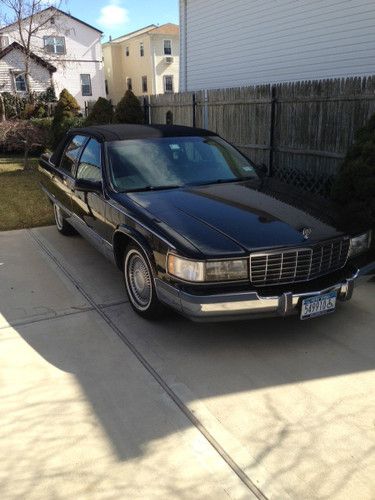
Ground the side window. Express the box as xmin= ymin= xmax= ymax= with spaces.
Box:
xmin=80 ymin=74 xmax=92 ymax=96
xmin=142 ymin=75 xmax=148 ymax=93
xmin=14 ymin=73 xmax=27 ymax=92
xmin=76 ymin=139 xmax=102 ymax=182
xmin=44 ymin=36 xmax=66 ymax=55
xmin=60 ymin=135 xmax=87 ymax=175
xmin=164 ymin=39 xmax=172 ymax=55
xmin=163 ymin=75 xmax=174 ymax=93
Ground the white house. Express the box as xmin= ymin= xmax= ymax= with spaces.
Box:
xmin=0 ymin=7 xmax=106 ymax=107
xmin=179 ymin=0 xmax=375 ymax=91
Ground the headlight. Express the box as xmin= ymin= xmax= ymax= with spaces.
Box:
xmin=348 ymin=231 xmax=372 ymax=258
xmin=167 ymin=254 xmax=248 ymax=282
xmin=205 ymin=259 xmax=248 ymax=281
xmin=167 ymin=255 xmax=205 ymax=282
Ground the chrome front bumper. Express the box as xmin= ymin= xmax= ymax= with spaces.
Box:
xmin=155 ymin=262 xmax=375 ymax=322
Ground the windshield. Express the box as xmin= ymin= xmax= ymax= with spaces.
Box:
xmin=107 ymin=136 xmax=258 ymax=192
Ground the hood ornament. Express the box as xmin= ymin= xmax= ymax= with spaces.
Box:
xmin=302 ymin=227 xmax=312 ymax=240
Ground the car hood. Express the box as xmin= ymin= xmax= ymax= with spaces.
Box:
xmin=120 ymin=178 xmax=349 ymax=257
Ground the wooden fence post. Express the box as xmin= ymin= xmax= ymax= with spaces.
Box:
xmin=143 ymin=95 xmax=150 ymax=124
xmin=268 ymin=84 xmax=277 ymax=176
xmin=203 ymin=89 xmax=208 ymax=129
xmin=192 ymin=92 xmax=196 ymax=127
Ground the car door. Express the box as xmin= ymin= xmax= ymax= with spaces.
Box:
xmin=71 ymin=138 xmax=112 ymax=253
xmin=51 ymin=134 xmax=88 ymax=215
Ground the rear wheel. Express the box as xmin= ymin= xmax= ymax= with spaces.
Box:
xmin=53 ymin=203 xmax=76 ymax=236
xmin=124 ymin=244 xmax=165 ymax=319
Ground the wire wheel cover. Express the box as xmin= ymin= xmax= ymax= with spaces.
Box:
xmin=127 ymin=252 xmax=152 ymax=308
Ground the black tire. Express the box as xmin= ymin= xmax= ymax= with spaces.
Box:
xmin=123 ymin=244 xmax=165 ymax=319
xmin=53 ymin=203 xmax=76 ymax=236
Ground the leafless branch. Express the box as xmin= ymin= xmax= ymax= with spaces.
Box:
xmin=0 ymin=0 xmax=64 ymax=100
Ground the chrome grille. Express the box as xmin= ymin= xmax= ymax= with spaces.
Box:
xmin=250 ymin=238 xmax=350 ymax=286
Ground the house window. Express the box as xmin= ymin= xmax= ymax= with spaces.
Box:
xmin=163 ymin=75 xmax=173 ymax=93
xmin=164 ymin=40 xmax=172 ymax=55
xmin=126 ymin=77 xmax=132 ymax=91
xmin=80 ymin=74 xmax=92 ymax=96
xmin=105 ymin=79 xmax=109 ymax=94
xmin=140 ymin=42 xmax=144 ymax=57
xmin=142 ymin=76 xmax=147 ymax=93
xmin=44 ymin=36 xmax=65 ymax=54
xmin=125 ymin=46 xmax=129 ymax=56
xmin=14 ymin=73 xmax=27 ymax=92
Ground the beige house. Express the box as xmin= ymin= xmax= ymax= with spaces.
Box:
xmin=103 ymin=23 xmax=179 ymax=104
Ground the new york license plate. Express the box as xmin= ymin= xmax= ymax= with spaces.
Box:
xmin=300 ymin=291 xmax=337 ymax=320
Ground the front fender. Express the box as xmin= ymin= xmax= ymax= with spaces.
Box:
xmin=112 ymin=225 xmax=158 ymax=273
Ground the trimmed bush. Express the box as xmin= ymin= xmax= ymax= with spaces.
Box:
xmin=85 ymin=97 xmax=114 ymax=126
xmin=30 ymin=117 xmax=54 ymax=149
xmin=39 ymin=86 xmax=57 ymax=103
xmin=1 ymin=92 xmax=26 ymax=120
xmin=114 ymin=90 xmax=143 ymax=124
xmin=0 ymin=87 xmax=57 ymax=120
xmin=21 ymin=102 xmax=37 ymax=120
xmin=52 ymin=89 xmax=81 ymax=146
xmin=332 ymin=113 xmax=375 ymax=229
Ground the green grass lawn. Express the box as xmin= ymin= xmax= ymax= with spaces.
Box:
xmin=0 ymin=156 xmax=54 ymax=231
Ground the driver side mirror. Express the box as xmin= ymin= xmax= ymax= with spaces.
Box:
xmin=74 ymin=178 xmax=103 ymax=194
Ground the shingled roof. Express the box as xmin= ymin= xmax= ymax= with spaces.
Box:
xmin=0 ymin=41 xmax=57 ymax=72
xmin=149 ymin=23 xmax=179 ymax=36
xmin=0 ymin=7 xmax=103 ymax=34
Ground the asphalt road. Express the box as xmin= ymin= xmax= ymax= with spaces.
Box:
xmin=0 ymin=226 xmax=374 ymax=499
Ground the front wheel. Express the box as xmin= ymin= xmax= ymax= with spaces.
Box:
xmin=124 ymin=245 xmax=165 ymax=319
xmin=53 ymin=203 xmax=76 ymax=236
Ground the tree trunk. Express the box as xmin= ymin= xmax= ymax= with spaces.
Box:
xmin=23 ymin=139 xmax=31 ymax=171
xmin=0 ymin=93 xmax=5 ymax=122
xmin=25 ymin=60 xmax=33 ymax=103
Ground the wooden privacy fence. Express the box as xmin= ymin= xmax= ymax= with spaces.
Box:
xmin=143 ymin=76 xmax=375 ymax=197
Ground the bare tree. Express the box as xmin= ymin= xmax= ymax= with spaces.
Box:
xmin=0 ymin=92 xmax=5 ymax=121
xmin=0 ymin=0 xmax=62 ymax=101
xmin=0 ymin=119 xmax=49 ymax=169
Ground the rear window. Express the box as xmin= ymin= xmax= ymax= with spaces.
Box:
xmin=60 ymin=135 xmax=87 ymax=175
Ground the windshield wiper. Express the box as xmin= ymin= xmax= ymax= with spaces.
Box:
xmin=188 ymin=176 xmax=256 ymax=187
xmin=122 ymin=184 xmax=182 ymax=193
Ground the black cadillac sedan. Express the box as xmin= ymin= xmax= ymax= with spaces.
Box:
xmin=39 ymin=124 xmax=375 ymax=321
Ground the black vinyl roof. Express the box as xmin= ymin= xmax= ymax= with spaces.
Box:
xmin=70 ymin=124 xmax=217 ymax=142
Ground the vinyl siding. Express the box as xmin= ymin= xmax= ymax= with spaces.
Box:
xmin=181 ymin=0 xmax=375 ymax=91
xmin=0 ymin=49 xmax=51 ymax=93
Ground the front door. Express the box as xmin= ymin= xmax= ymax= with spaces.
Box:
xmin=52 ymin=134 xmax=87 ymax=216
xmin=71 ymin=138 xmax=111 ymax=254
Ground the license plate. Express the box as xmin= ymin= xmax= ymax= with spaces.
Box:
xmin=300 ymin=291 xmax=337 ymax=320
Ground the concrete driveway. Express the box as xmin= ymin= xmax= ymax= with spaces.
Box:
xmin=0 ymin=226 xmax=374 ymax=500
